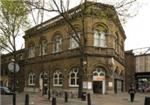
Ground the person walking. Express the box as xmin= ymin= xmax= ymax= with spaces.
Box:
xmin=128 ymin=84 xmax=136 ymax=102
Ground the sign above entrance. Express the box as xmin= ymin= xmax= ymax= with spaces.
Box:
xmin=93 ymin=76 xmax=105 ymax=81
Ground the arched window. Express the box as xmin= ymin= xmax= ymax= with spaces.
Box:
xmin=39 ymin=39 xmax=48 ymax=56
xmin=28 ymin=43 xmax=35 ymax=58
xmin=53 ymin=71 xmax=63 ymax=86
xmin=115 ymin=32 xmax=119 ymax=52
xmin=28 ymin=73 xmax=36 ymax=86
xmin=52 ymin=35 xmax=62 ymax=53
xmin=94 ymin=30 xmax=106 ymax=47
xmin=69 ymin=68 xmax=79 ymax=87
xmin=93 ymin=25 xmax=107 ymax=47
xmin=93 ymin=67 xmax=105 ymax=77
xmin=69 ymin=32 xmax=80 ymax=49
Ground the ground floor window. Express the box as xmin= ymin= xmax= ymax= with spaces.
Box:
xmin=28 ymin=73 xmax=36 ymax=86
xmin=53 ymin=71 xmax=63 ymax=86
xmin=69 ymin=67 xmax=79 ymax=87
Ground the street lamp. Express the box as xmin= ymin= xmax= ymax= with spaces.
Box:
xmin=8 ymin=59 xmax=20 ymax=105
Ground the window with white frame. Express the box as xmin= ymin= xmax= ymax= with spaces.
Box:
xmin=53 ymin=71 xmax=63 ymax=86
xmin=39 ymin=40 xmax=48 ymax=56
xmin=28 ymin=46 xmax=35 ymax=58
xmin=93 ymin=67 xmax=105 ymax=77
xmin=28 ymin=73 xmax=36 ymax=86
xmin=52 ymin=35 xmax=62 ymax=53
xmin=69 ymin=68 xmax=79 ymax=87
xmin=69 ymin=32 xmax=80 ymax=49
xmin=94 ymin=30 xmax=106 ymax=47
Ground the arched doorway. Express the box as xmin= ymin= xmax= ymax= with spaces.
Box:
xmin=93 ymin=67 xmax=106 ymax=94
xmin=39 ymin=72 xmax=48 ymax=94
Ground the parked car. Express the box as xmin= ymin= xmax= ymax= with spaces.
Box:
xmin=0 ymin=86 xmax=14 ymax=95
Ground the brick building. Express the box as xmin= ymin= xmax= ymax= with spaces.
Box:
xmin=1 ymin=2 xmax=126 ymax=95
xmin=23 ymin=2 xmax=126 ymax=95
xmin=1 ymin=49 xmax=25 ymax=92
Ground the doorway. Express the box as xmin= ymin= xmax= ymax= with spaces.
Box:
xmin=93 ymin=81 xmax=103 ymax=94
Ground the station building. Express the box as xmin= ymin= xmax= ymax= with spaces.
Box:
xmin=1 ymin=2 xmax=126 ymax=95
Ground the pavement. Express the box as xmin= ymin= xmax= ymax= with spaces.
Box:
xmin=1 ymin=92 xmax=150 ymax=105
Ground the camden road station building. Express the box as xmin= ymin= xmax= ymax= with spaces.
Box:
xmin=1 ymin=2 xmax=126 ymax=95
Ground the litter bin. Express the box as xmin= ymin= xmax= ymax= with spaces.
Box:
xmin=82 ymin=92 xmax=86 ymax=101
xmin=144 ymin=97 xmax=150 ymax=105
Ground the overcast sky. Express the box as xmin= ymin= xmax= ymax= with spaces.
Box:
xmin=124 ymin=0 xmax=150 ymax=50
xmin=16 ymin=0 xmax=150 ymax=51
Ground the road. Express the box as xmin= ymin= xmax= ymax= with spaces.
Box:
xmin=1 ymin=92 xmax=150 ymax=105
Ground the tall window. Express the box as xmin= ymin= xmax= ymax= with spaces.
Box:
xmin=28 ymin=46 xmax=35 ymax=58
xmin=69 ymin=68 xmax=79 ymax=87
xmin=53 ymin=71 xmax=63 ymax=86
xmin=52 ymin=35 xmax=62 ymax=53
xmin=28 ymin=73 xmax=36 ymax=86
xmin=115 ymin=32 xmax=119 ymax=52
xmin=69 ymin=32 xmax=80 ymax=49
xmin=94 ymin=30 xmax=106 ymax=47
xmin=39 ymin=40 xmax=48 ymax=56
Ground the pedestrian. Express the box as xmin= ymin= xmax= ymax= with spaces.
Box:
xmin=128 ymin=84 xmax=136 ymax=102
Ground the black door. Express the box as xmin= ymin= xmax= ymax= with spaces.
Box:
xmin=93 ymin=81 xmax=103 ymax=94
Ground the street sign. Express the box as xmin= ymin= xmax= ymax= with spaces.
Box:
xmin=8 ymin=62 xmax=20 ymax=73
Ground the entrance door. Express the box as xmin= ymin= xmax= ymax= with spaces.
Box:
xmin=93 ymin=81 xmax=103 ymax=94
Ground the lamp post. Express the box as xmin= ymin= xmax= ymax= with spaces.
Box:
xmin=41 ymin=72 xmax=45 ymax=96
xmin=48 ymin=70 xmax=51 ymax=99
xmin=8 ymin=59 xmax=20 ymax=105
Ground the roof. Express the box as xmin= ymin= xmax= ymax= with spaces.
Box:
xmin=24 ymin=1 xmax=125 ymax=39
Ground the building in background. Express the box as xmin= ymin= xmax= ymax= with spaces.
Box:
xmin=0 ymin=49 xmax=25 ymax=92
xmin=125 ymin=47 xmax=150 ymax=92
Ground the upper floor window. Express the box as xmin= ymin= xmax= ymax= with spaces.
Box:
xmin=94 ymin=29 xmax=107 ymax=47
xmin=39 ymin=40 xmax=48 ymax=56
xmin=52 ymin=35 xmax=62 ymax=53
xmin=53 ymin=71 xmax=63 ymax=86
xmin=69 ymin=67 xmax=79 ymax=87
xmin=28 ymin=72 xmax=36 ymax=86
xmin=28 ymin=46 xmax=35 ymax=58
xmin=69 ymin=32 xmax=80 ymax=49
xmin=115 ymin=32 xmax=119 ymax=52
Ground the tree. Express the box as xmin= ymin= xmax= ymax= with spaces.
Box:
xmin=0 ymin=0 xmax=28 ymax=92
xmin=25 ymin=0 xmax=141 ymax=98
xmin=0 ymin=0 xmax=28 ymax=53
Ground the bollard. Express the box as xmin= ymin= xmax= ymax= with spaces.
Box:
xmin=144 ymin=97 xmax=150 ymax=105
xmin=52 ymin=97 xmax=56 ymax=105
xmin=82 ymin=92 xmax=86 ymax=101
xmin=25 ymin=94 xmax=29 ymax=105
xmin=13 ymin=93 xmax=16 ymax=105
xmin=65 ymin=92 xmax=68 ymax=102
xmin=87 ymin=93 xmax=91 ymax=105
